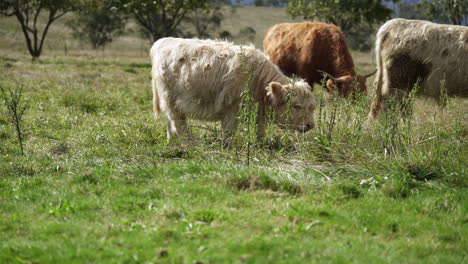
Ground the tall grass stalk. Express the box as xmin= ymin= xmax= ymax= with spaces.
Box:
xmin=0 ymin=80 xmax=29 ymax=155
xmin=400 ymin=80 xmax=419 ymax=149
xmin=378 ymin=81 xmax=419 ymax=157
xmin=379 ymin=95 xmax=400 ymax=157
xmin=235 ymin=45 xmax=258 ymax=166
xmin=346 ymin=90 xmax=368 ymax=146
xmin=314 ymin=76 xmax=339 ymax=160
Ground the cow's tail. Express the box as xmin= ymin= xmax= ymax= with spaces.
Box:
xmin=152 ymin=77 xmax=161 ymax=118
xmin=369 ymin=28 xmax=386 ymax=120
xmin=150 ymin=42 xmax=161 ymax=119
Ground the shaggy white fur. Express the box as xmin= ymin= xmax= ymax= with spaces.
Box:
xmin=370 ymin=18 xmax=468 ymax=118
xmin=150 ymin=38 xmax=316 ymax=141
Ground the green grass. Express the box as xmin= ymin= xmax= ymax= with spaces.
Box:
xmin=1 ymin=6 xmax=467 ymax=263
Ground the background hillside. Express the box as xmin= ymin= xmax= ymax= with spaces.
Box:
xmin=0 ymin=6 xmax=306 ymax=58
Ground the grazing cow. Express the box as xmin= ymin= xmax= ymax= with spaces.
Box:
xmin=150 ymin=38 xmax=316 ymax=142
xmin=369 ymin=18 xmax=468 ymax=119
xmin=263 ymin=22 xmax=376 ymax=97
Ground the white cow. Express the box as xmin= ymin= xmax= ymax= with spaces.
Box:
xmin=150 ymin=37 xmax=316 ymax=141
xmin=369 ymin=18 xmax=468 ymax=119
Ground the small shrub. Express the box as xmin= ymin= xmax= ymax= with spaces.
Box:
xmin=234 ymin=45 xmax=259 ymax=165
xmin=67 ymin=4 xmax=126 ymax=49
xmin=0 ymin=80 xmax=29 ymax=155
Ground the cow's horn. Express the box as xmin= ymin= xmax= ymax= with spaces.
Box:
xmin=317 ymin=70 xmax=339 ymax=81
xmin=361 ymin=69 xmax=377 ymax=78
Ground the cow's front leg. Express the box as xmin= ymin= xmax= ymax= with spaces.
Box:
xmin=221 ymin=106 xmax=238 ymax=147
xmin=166 ymin=111 xmax=187 ymax=140
xmin=256 ymin=105 xmax=266 ymax=141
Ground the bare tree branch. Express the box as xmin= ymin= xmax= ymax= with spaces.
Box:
xmin=0 ymin=0 xmax=77 ymax=59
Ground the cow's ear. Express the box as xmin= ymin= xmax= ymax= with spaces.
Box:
xmin=267 ymin=82 xmax=286 ymax=105
xmin=326 ymin=79 xmax=335 ymax=93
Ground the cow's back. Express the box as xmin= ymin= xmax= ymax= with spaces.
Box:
xmin=151 ymin=38 xmax=278 ymax=120
xmin=151 ymin=38 xmax=246 ymax=120
xmin=152 ymin=38 xmax=240 ymax=89
xmin=377 ymin=19 xmax=468 ymax=97
xmin=264 ymin=22 xmax=355 ymax=85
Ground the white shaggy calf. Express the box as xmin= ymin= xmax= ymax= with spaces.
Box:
xmin=150 ymin=37 xmax=316 ymax=141
xmin=369 ymin=18 xmax=468 ymax=119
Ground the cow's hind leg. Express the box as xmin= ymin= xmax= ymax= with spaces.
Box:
xmin=154 ymin=78 xmax=188 ymax=140
xmin=152 ymin=78 xmax=161 ymax=118
xmin=386 ymin=54 xmax=430 ymax=117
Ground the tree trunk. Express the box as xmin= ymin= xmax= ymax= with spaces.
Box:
xmin=14 ymin=9 xmax=63 ymax=60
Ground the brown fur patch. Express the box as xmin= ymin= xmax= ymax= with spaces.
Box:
xmin=263 ymin=22 xmax=364 ymax=96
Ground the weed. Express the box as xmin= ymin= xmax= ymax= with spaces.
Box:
xmin=379 ymin=96 xmax=402 ymax=156
xmin=235 ymin=45 xmax=258 ymax=165
xmin=0 ymin=80 xmax=29 ymax=155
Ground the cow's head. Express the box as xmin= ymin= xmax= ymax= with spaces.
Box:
xmin=266 ymin=80 xmax=316 ymax=132
xmin=319 ymin=70 xmax=377 ymax=96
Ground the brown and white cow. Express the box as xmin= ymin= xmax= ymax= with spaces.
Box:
xmin=263 ymin=22 xmax=376 ymax=97
xmin=150 ymin=38 xmax=316 ymax=142
xmin=369 ymin=18 xmax=468 ymax=119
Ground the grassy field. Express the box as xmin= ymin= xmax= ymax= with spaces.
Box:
xmin=1 ymin=6 xmax=467 ymax=264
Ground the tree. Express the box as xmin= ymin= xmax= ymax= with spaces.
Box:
xmin=0 ymin=0 xmax=79 ymax=60
xmin=288 ymin=0 xmax=396 ymax=51
xmin=397 ymin=2 xmax=426 ymax=20
xmin=117 ymin=0 xmax=212 ymax=42
xmin=184 ymin=3 xmax=223 ymax=38
xmin=67 ymin=1 xmax=126 ymax=49
xmin=288 ymin=0 xmax=394 ymax=34
xmin=417 ymin=0 xmax=468 ymax=25
xmin=254 ymin=0 xmax=287 ymax=7
xmin=0 ymin=81 xmax=29 ymax=155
